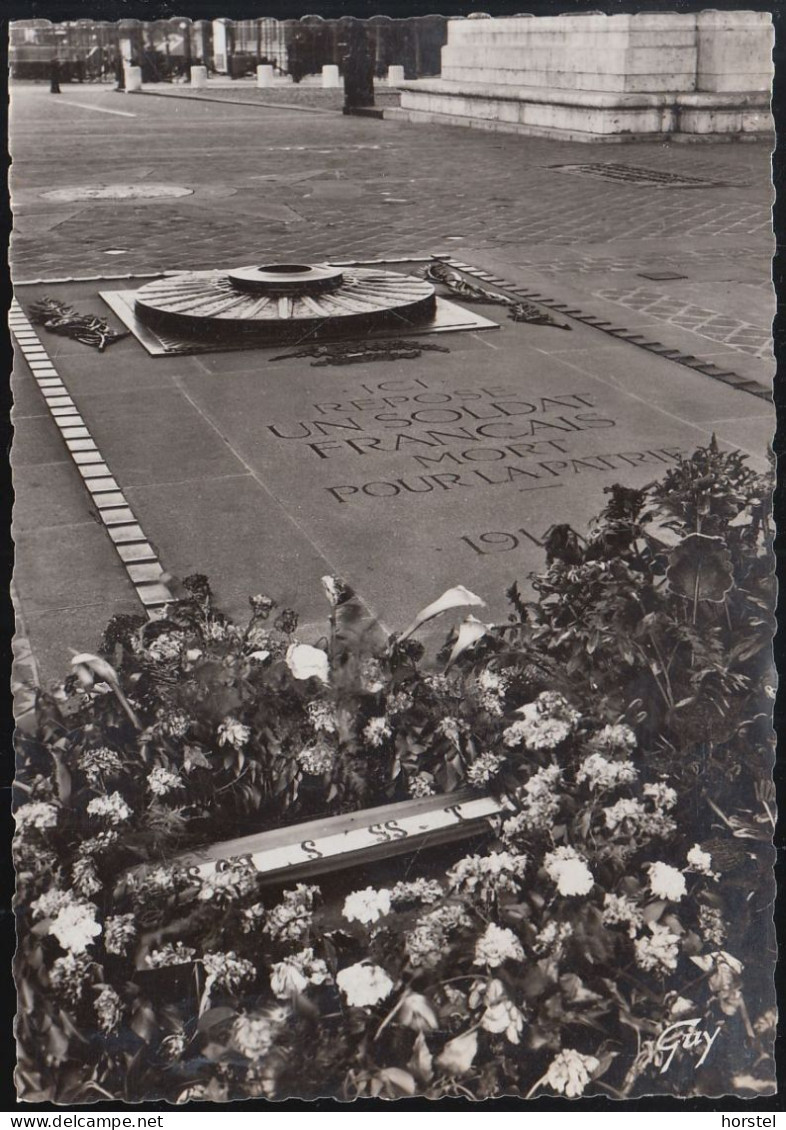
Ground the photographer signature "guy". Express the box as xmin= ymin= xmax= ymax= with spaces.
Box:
xmin=656 ymin=1018 xmax=722 ymax=1073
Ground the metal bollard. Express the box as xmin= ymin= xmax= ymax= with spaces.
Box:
xmin=190 ymin=65 xmax=208 ymax=88
xmin=322 ymin=64 xmax=341 ymax=89
xmin=256 ymin=64 xmax=275 ymax=88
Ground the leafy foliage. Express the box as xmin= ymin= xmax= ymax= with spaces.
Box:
xmin=14 ymin=444 xmax=775 ymax=1102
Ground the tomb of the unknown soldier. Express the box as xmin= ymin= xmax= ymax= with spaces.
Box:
xmin=8 ymin=8 xmax=778 ymax=1106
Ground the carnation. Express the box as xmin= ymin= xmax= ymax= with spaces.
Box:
xmin=336 ymin=962 xmax=394 ymax=1008
xmin=545 ymin=1049 xmax=599 ymax=1097
xmin=647 ymin=861 xmax=687 ymax=901
xmin=473 ymin=923 xmax=525 ymax=968
xmin=543 ymin=847 xmax=594 ymax=897
xmin=343 ymin=886 xmax=392 ymax=926
xmin=686 ymin=844 xmax=715 ymax=876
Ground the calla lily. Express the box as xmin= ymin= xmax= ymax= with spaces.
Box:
xmin=285 ymin=643 xmax=329 ymax=684
xmin=408 ymin=1032 xmax=434 ymax=1084
xmin=436 ymin=1029 xmax=478 ymax=1076
xmin=70 ymin=652 xmax=119 ymax=688
xmin=399 ymin=585 xmax=486 ymax=640
xmin=398 ymin=992 xmax=439 ymax=1032
xmin=445 ymin=616 xmax=488 ymax=669
xmin=70 ymin=652 xmax=141 ymax=730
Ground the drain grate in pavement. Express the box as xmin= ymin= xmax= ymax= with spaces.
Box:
xmin=548 ymin=164 xmax=726 ymax=188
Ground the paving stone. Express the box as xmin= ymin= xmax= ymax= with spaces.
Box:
xmin=12 ymin=461 xmax=95 ymax=532
xmin=14 ymin=523 xmax=138 ymax=615
xmin=10 ymin=415 xmax=70 ymax=468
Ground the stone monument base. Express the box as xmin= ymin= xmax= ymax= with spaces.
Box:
xmin=386 ymin=83 xmax=772 ymax=143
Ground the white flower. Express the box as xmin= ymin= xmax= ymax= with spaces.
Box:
xmin=285 ymin=643 xmax=329 ymax=684
xmin=31 ymin=888 xmax=74 ymax=920
xmin=86 ymin=792 xmax=131 ymax=824
xmin=445 ymin=615 xmax=488 ymax=667
xmin=543 ymin=847 xmax=594 ymax=897
xmin=398 ymin=992 xmax=439 ymax=1031
xmin=269 ymin=948 xmax=329 ymax=999
xmin=363 ymin=716 xmax=392 ymax=748
xmin=104 ymin=914 xmax=137 ymax=956
xmin=435 ymin=1030 xmax=478 ymax=1075
xmin=321 ymin=575 xmax=345 ymax=607
xmin=471 ymin=978 xmax=525 ymax=1044
xmin=603 ymin=797 xmax=646 ymax=831
xmin=505 ymin=692 xmax=581 ymax=751
xmin=588 ymin=723 xmax=637 ymax=755
xmin=408 ymin=772 xmax=436 ymax=798
xmin=307 ymin=701 xmax=337 ymax=733
xmin=686 ymin=844 xmax=714 ymax=876
xmin=217 ymin=717 xmax=251 ymax=749
xmin=78 ymin=747 xmax=122 ymax=784
xmin=602 ymin=893 xmax=644 ymax=937
xmin=670 ymin=995 xmax=696 ymax=1017
xmin=336 ymin=962 xmax=394 ymax=1008
xmin=473 ymin=923 xmax=525 ymax=967
xmin=15 ymin=802 xmax=58 ymax=835
xmin=343 ymin=886 xmax=392 ymax=925
xmin=95 ymin=986 xmax=123 ymax=1035
xmin=634 ymin=922 xmax=681 ymax=973
xmin=147 ymin=766 xmax=181 ymax=797
xmin=466 ymin=751 xmax=505 ymax=786
xmin=576 ymin=752 xmax=638 ymax=791
xmin=545 ymin=1049 xmax=599 ymax=1097
xmin=297 ymin=743 xmax=335 ymax=776
xmin=400 ymin=585 xmax=485 ymax=640
xmin=202 ymin=951 xmax=256 ymax=993
xmin=145 ymin=942 xmax=197 ymax=968
xmin=647 ymin=861 xmax=687 ymax=901
xmin=643 ymin=781 xmax=678 ymax=810
xmin=232 ymin=1009 xmax=288 ymax=1059
xmin=145 ymin=632 xmax=184 ymax=663
xmin=70 ymin=652 xmax=119 ymax=687
xmin=49 ymin=901 xmax=102 ymax=954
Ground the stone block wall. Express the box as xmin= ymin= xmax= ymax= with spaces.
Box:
xmin=389 ymin=11 xmax=773 ymax=141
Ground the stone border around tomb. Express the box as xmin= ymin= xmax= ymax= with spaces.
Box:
xmin=9 ymin=297 xmax=175 ymax=619
xmin=427 ymin=255 xmax=772 ymax=402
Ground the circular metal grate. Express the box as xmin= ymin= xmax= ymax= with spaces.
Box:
xmin=133 ymin=263 xmax=436 ymax=344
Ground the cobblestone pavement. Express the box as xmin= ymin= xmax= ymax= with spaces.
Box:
xmin=10 ymin=81 xmax=774 ymax=358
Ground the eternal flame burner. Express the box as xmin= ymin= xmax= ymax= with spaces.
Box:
xmin=133 ymin=262 xmax=437 ymax=344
